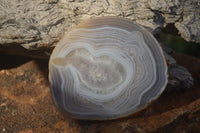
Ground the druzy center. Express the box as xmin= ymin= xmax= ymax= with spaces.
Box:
xmin=52 ymin=48 xmax=126 ymax=94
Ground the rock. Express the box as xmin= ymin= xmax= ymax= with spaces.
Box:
xmin=163 ymin=49 xmax=193 ymax=91
xmin=0 ymin=0 xmax=199 ymax=57
xmin=0 ymin=53 xmax=199 ymax=132
xmin=174 ymin=1 xmax=200 ymax=43
xmin=0 ymin=0 xmax=67 ymax=57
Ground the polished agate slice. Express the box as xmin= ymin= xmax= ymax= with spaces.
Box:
xmin=49 ymin=17 xmax=168 ymax=120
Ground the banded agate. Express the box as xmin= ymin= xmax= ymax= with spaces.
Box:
xmin=49 ymin=17 xmax=168 ymax=120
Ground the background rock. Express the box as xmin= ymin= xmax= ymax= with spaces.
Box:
xmin=0 ymin=0 xmax=199 ymax=58
xmin=0 ymin=53 xmax=199 ymax=133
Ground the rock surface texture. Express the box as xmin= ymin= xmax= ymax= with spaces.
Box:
xmin=0 ymin=53 xmax=200 ymax=133
xmin=0 ymin=0 xmax=199 ymax=55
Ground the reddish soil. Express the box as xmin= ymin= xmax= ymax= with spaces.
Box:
xmin=0 ymin=53 xmax=200 ymax=133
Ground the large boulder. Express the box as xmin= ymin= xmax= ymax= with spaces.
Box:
xmin=0 ymin=0 xmax=199 ymax=57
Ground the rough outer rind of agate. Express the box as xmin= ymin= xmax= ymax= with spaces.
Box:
xmin=49 ymin=17 xmax=168 ymax=120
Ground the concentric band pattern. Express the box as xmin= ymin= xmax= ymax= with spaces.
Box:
xmin=49 ymin=17 xmax=168 ymax=120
